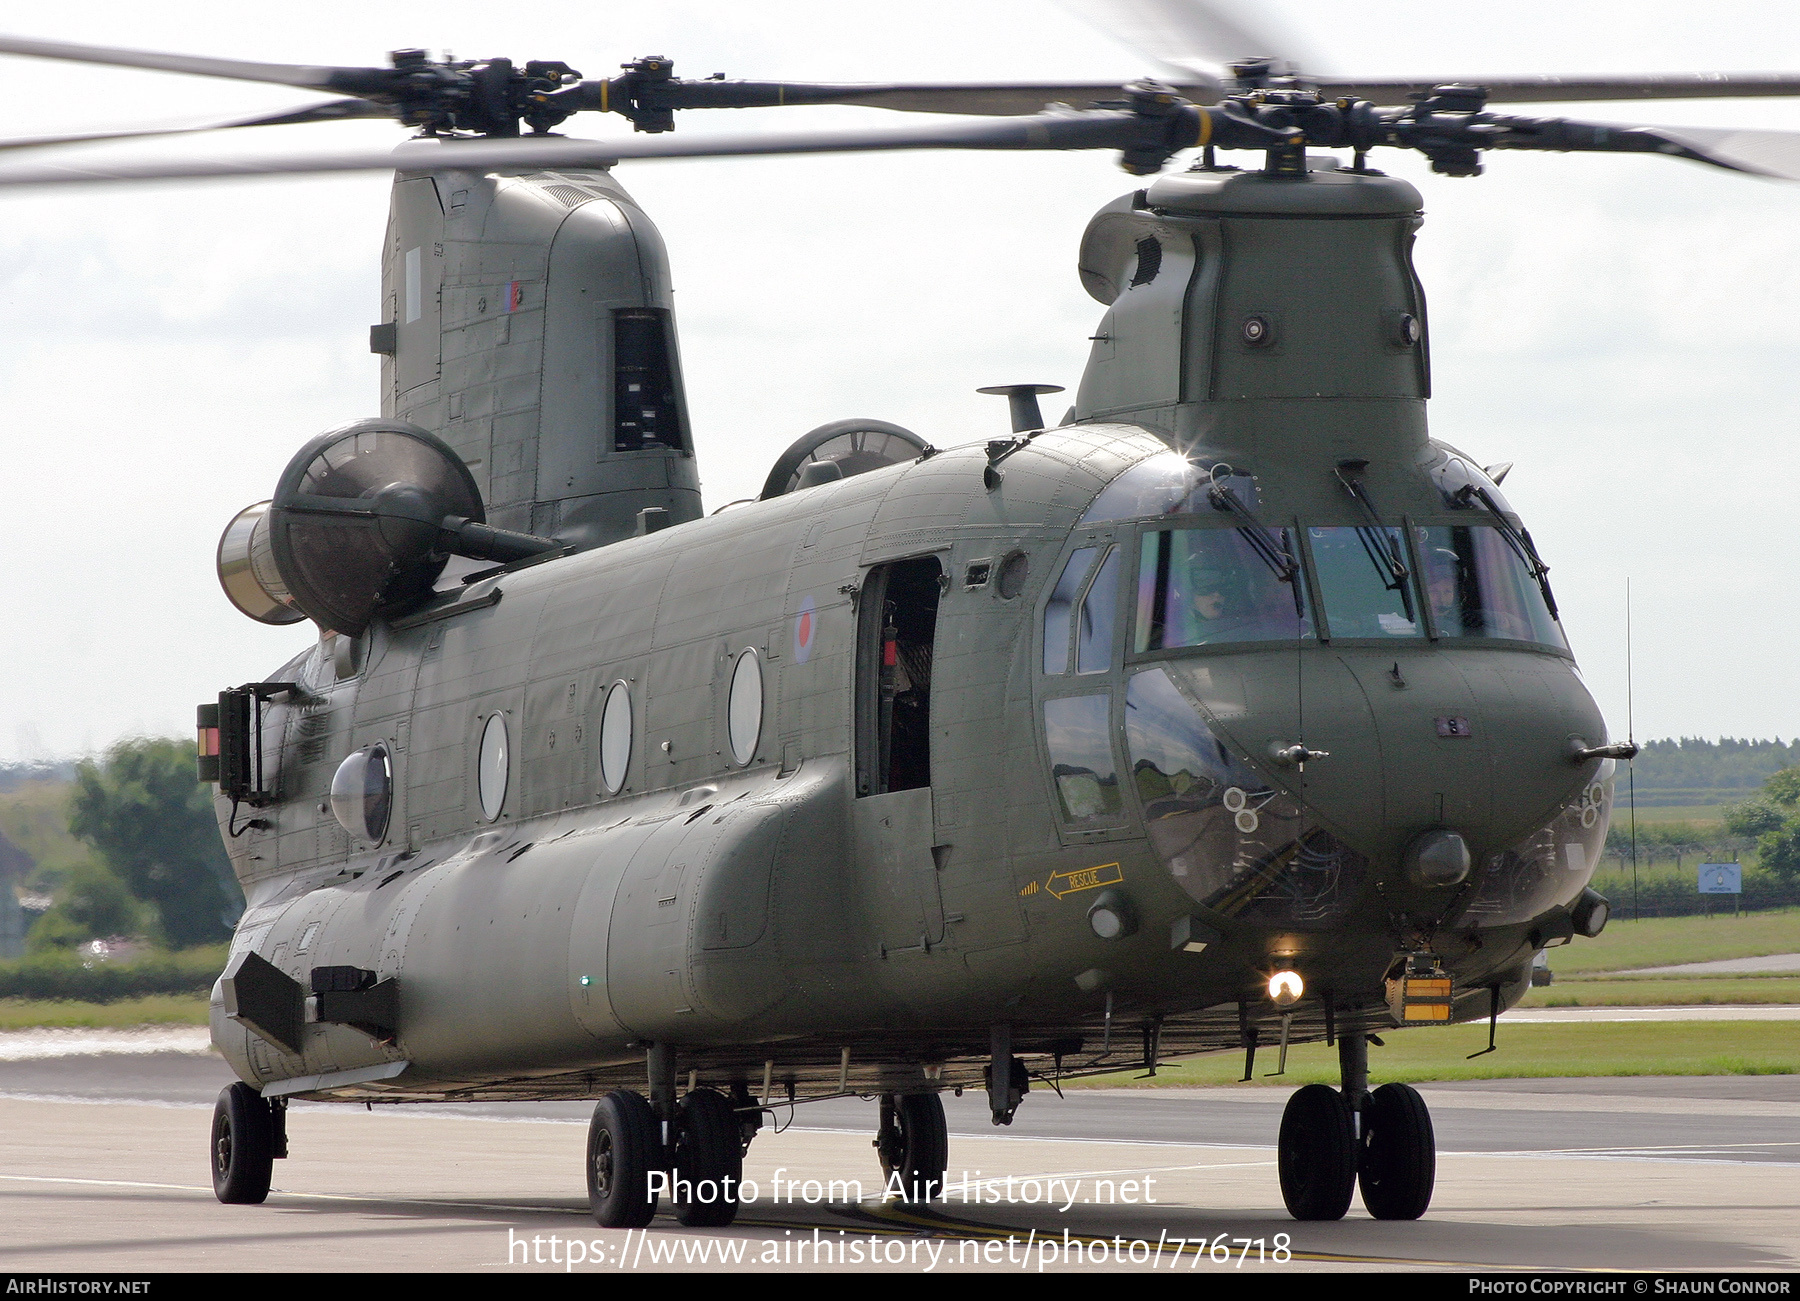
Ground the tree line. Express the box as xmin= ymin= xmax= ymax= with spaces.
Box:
xmin=1623 ymin=737 xmax=1800 ymax=804
xmin=18 ymin=738 xmax=241 ymax=953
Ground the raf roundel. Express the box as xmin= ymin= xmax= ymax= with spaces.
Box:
xmin=794 ymin=595 xmax=817 ymax=664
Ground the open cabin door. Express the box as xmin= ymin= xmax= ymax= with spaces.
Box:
xmin=852 ymin=557 xmax=947 ymax=954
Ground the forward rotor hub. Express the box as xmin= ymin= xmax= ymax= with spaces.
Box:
xmin=382 ymin=48 xmax=584 ymax=137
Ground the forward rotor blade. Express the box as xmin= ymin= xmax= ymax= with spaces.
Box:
xmin=0 ymin=98 xmax=391 ymax=154
xmin=1056 ymin=0 xmax=1317 ymax=86
xmin=0 ymin=32 xmax=402 ymax=97
xmin=1641 ymin=125 xmax=1800 ymax=180
xmin=1428 ymin=114 xmax=1800 ymax=182
xmin=1323 ymin=72 xmax=1800 ymax=106
xmin=608 ymin=79 xmax=1171 ymax=116
xmin=0 ymin=113 xmax=1182 ymax=190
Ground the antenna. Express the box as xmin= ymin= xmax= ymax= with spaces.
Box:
xmin=1626 ymin=577 xmax=1639 ymax=923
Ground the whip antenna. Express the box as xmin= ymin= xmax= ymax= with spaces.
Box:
xmin=1627 ymin=577 xmax=1639 ymax=922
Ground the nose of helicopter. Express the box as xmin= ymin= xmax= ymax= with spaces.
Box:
xmin=1149 ymin=645 xmax=1607 ymax=869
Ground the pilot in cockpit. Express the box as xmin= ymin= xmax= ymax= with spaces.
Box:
xmin=1179 ymin=566 xmax=1259 ymax=644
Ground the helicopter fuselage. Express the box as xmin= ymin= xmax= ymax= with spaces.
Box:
xmin=211 ymin=415 xmax=1610 ymax=1102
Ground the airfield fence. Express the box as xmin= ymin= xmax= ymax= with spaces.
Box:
xmin=1587 ymin=868 xmax=1800 ymax=918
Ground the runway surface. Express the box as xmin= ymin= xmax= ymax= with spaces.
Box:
xmin=1 ymin=1050 xmax=1796 ymax=1272
xmin=1628 ymin=954 xmax=1800 ymax=976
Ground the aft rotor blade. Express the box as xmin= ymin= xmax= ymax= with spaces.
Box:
xmin=0 ymin=112 xmax=1203 ymax=190
xmin=1324 ymin=72 xmax=1800 ymax=106
xmin=0 ymin=98 xmax=390 ymax=154
xmin=0 ymin=32 xmax=403 ymax=96
xmin=1056 ymin=0 xmax=1317 ymax=86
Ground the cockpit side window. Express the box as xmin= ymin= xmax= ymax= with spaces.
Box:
xmin=1305 ymin=526 xmax=1422 ymax=639
xmin=1076 ymin=546 xmax=1122 ymax=674
xmin=1415 ymin=525 xmax=1567 ymax=648
xmin=1134 ymin=528 xmax=1313 ymax=651
xmin=1043 ymin=547 xmax=1097 ymax=674
xmin=1043 ymin=694 xmax=1123 ymax=825
xmin=1430 ymin=454 xmax=1514 ymax=515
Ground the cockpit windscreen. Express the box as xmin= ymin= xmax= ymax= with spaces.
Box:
xmin=1134 ymin=528 xmax=1313 ymax=651
xmin=1306 ymin=526 xmax=1421 ymax=639
xmin=1415 ymin=525 xmax=1566 ymax=648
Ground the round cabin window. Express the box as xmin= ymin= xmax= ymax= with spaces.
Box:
xmin=997 ymin=551 xmax=1029 ymax=599
xmin=477 ymin=712 xmax=509 ymax=820
xmin=329 ymin=743 xmax=392 ymax=843
xmin=599 ymin=680 xmax=632 ymax=794
xmin=727 ymin=649 xmax=763 ymax=766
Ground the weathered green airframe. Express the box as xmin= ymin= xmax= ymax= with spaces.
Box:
xmin=207 ymin=156 xmax=1616 ymax=1219
xmin=193 ymin=152 xmax=1620 ymax=1230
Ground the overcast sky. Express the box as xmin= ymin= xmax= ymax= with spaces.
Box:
xmin=1 ymin=0 xmax=1797 ymax=761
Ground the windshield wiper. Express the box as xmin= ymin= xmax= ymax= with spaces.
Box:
xmin=1334 ymin=461 xmax=1416 ymax=621
xmin=1207 ymin=479 xmax=1304 ymax=616
xmin=1454 ymin=484 xmax=1560 ymax=620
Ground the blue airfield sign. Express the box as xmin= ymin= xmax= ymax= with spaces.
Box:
xmin=1698 ymin=862 xmax=1743 ymax=894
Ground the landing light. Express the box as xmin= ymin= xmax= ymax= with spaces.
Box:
xmin=1268 ymin=970 xmax=1304 ymax=1007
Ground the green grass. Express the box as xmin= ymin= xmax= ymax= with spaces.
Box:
xmin=1549 ymin=906 xmax=1800 ymax=974
xmin=1064 ymin=1020 xmax=1799 ymax=1088
xmin=1615 ymin=804 xmax=1728 ymax=826
xmin=1519 ymin=975 xmax=1800 ymax=1006
xmin=0 ymin=995 xmax=209 ymax=1029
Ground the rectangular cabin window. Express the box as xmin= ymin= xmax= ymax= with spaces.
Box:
xmin=612 ymin=308 xmax=685 ymax=453
xmin=856 ymin=557 xmax=941 ymax=796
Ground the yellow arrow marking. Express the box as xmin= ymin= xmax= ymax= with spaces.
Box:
xmin=1045 ymin=862 xmax=1123 ymax=899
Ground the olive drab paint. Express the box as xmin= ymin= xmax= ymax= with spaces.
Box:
xmin=378 ymin=156 xmax=702 ymax=552
xmin=208 ymin=161 xmax=1616 ymax=1116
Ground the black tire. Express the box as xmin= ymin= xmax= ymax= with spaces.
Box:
xmin=1359 ymin=1082 xmax=1436 ymax=1221
xmin=588 ymin=1090 xmax=661 ymax=1228
xmin=672 ymin=1088 xmax=742 ymax=1227
xmin=211 ymin=1082 xmax=274 ymax=1205
xmin=877 ymin=1092 xmax=948 ymax=1203
xmin=1277 ymin=1083 xmax=1356 ymax=1221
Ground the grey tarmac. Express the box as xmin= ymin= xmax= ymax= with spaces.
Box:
xmin=0 ymin=1053 xmax=1795 ymax=1273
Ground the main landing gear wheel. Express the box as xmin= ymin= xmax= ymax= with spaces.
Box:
xmin=876 ymin=1092 xmax=948 ymax=1202
xmin=1278 ymin=1083 xmax=1357 ymax=1221
xmin=1358 ymin=1082 xmax=1436 ymax=1220
xmin=672 ymin=1088 xmax=743 ymax=1227
xmin=211 ymin=1082 xmax=274 ymax=1204
xmin=588 ymin=1089 xmax=661 ymax=1228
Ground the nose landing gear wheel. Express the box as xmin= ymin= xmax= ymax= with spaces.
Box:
xmin=588 ymin=1089 xmax=661 ymax=1228
xmin=1358 ymin=1082 xmax=1436 ymax=1220
xmin=672 ymin=1088 xmax=743 ymax=1227
xmin=876 ymin=1092 xmax=948 ymax=1202
xmin=211 ymin=1082 xmax=274 ymax=1204
xmin=1277 ymin=1083 xmax=1356 ymax=1221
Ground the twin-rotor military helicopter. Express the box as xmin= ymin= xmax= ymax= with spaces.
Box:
xmin=2 ymin=0 xmax=1794 ymax=1232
